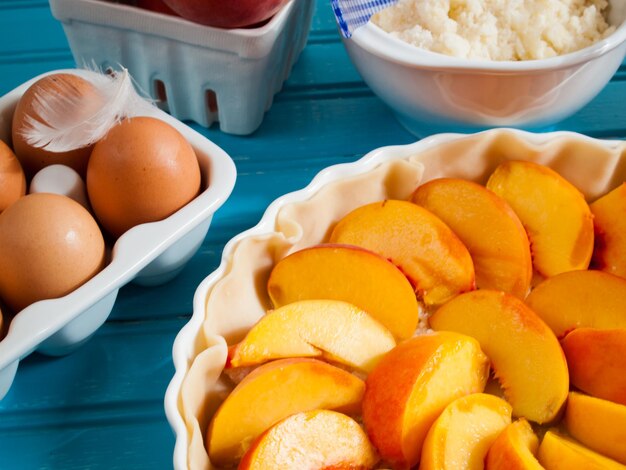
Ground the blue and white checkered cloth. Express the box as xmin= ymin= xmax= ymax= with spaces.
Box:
xmin=331 ymin=0 xmax=398 ymax=38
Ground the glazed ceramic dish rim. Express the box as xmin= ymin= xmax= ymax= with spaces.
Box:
xmin=164 ymin=128 xmax=626 ymax=469
xmin=352 ymin=4 xmax=626 ymax=71
xmin=0 ymin=69 xmax=237 ymax=371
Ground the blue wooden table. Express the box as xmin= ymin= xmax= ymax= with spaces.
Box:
xmin=0 ymin=1 xmax=625 ymax=468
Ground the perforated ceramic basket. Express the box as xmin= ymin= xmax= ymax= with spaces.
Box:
xmin=0 ymin=69 xmax=237 ymax=400
xmin=49 ymin=0 xmax=315 ymax=135
xmin=164 ymin=129 xmax=626 ymax=469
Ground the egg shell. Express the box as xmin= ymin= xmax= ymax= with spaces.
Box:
xmin=0 ymin=139 xmax=26 ymax=213
xmin=11 ymin=73 xmax=102 ymax=178
xmin=0 ymin=193 xmax=106 ymax=313
xmin=30 ymin=164 xmax=90 ymax=210
xmin=86 ymin=116 xmax=202 ymax=238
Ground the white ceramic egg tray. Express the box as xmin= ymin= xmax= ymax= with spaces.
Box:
xmin=49 ymin=0 xmax=315 ymax=135
xmin=164 ymin=128 xmax=626 ymax=469
xmin=0 ymin=69 xmax=237 ymax=400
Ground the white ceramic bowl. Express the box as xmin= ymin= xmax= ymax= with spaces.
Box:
xmin=0 ymin=69 xmax=236 ymax=400
xmin=50 ymin=0 xmax=314 ymax=135
xmin=164 ymin=128 xmax=626 ymax=469
xmin=342 ymin=2 xmax=626 ymax=136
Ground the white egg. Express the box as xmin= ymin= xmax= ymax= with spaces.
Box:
xmin=29 ymin=164 xmax=90 ymax=210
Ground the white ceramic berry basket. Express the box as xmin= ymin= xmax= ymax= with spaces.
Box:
xmin=164 ymin=128 xmax=626 ymax=469
xmin=0 ymin=69 xmax=237 ymax=400
xmin=49 ymin=0 xmax=315 ymax=135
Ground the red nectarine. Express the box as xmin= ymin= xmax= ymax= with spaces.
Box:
xmin=136 ymin=0 xmax=178 ymax=15
xmin=162 ymin=0 xmax=288 ymax=28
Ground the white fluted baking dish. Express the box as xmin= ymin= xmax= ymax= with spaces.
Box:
xmin=164 ymin=128 xmax=626 ymax=469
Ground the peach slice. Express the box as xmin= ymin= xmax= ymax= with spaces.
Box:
xmin=537 ymin=430 xmax=626 ymax=470
xmin=362 ymin=332 xmax=489 ymax=469
xmin=420 ymin=393 xmax=512 ymax=470
xmin=429 ymin=290 xmax=569 ymax=424
xmin=486 ymin=160 xmax=594 ymax=277
xmin=267 ymin=244 xmax=419 ymax=339
xmin=591 ymin=183 xmax=626 ymax=279
xmin=411 ymin=178 xmax=532 ymax=298
xmin=525 ymin=270 xmax=626 ymax=338
xmin=227 ymin=299 xmax=396 ymax=373
xmin=485 ymin=419 xmax=543 ymax=470
xmin=239 ymin=410 xmax=379 ymax=470
xmin=328 ymin=200 xmax=475 ymax=306
xmin=561 ymin=328 xmax=626 ymax=406
xmin=564 ymin=392 xmax=626 ymax=465
xmin=207 ymin=358 xmax=365 ymax=466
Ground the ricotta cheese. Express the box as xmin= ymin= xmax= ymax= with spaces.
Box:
xmin=372 ymin=0 xmax=616 ymax=60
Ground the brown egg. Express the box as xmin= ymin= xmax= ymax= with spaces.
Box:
xmin=0 ymin=138 xmax=26 ymax=213
xmin=12 ymin=73 xmax=104 ymax=178
xmin=87 ymin=116 xmax=201 ymax=238
xmin=0 ymin=193 xmax=106 ymax=312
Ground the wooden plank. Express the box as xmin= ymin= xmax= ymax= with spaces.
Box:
xmin=310 ymin=0 xmax=340 ymax=33
xmin=0 ymin=57 xmax=75 ymax=95
xmin=0 ymin=419 xmax=173 ymax=470
xmin=0 ymin=319 xmax=182 ymax=414
xmin=0 ymin=2 xmax=69 ymax=55
xmin=283 ymin=42 xmax=361 ymax=89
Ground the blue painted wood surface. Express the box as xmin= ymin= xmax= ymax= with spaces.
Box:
xmin=0 ymin=1 xmax=625 ymax=468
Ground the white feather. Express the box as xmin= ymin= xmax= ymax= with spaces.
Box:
xmin=21 ymin=68 xmax=154 ymax=153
